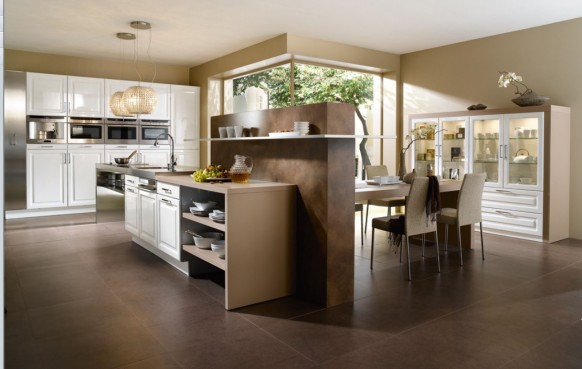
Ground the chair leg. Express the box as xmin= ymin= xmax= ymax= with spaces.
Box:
xmin=434 ymin=229 xmax=441 ymax=273
xmin=370 ymin=227 xmax=375 ymax=270
xmin=364 ymin=203 xmax=370 ymax=234
xmin=457 ymin=224 xmax=463 ymax=266
xmin=360 ymin=208 xmax=364 ymax=246
xmin=406 ymin=236 xmax=412 ymax=281
xmin=480 ymin=221 xmax=485 ymax=260
xmin=399 ymin=235 xmax=403 ymax=264
xmin=421 ymin=234 xmax=426 ymax=257
xmin=445 ymin=224 xmax=449 ymax=253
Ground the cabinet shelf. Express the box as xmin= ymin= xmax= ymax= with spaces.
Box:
xmin=509 ymin=137 xmax=539 ymax=140
xmin=183 ymin=212 xmax=226 ymax=232
xmin=474 ymin=138 xmax=499 ymax=141
xmin=474 ymin=160 xmax=499 ymax=164
xmin=509 ymin=162 xmax=538 ymax=165
xmin=183 ymin=245 xmax=226 ymax=270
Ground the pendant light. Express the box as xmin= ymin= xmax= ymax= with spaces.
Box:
xmin=110 ymin=32 xmax=136 ymax=117
xmin=122 ymin=21 xmax=158 ymax=115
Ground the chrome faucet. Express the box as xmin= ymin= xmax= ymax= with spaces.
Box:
xmin=154 ymin=133 xmax=176 ymax=171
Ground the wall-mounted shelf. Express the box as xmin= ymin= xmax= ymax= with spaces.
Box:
xmin=189 ymin=134 xmax=397 ymax=142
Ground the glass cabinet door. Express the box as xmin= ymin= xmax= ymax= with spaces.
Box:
xmin=439 ymin=117 xmax=468 ymax=180
xmin=504 ymin=113 xmax=543 ymax=190
xmin=411 ymin=118 xmax=437 ymax=176
xmin=471 ymin=116 xmax=502 ymax=186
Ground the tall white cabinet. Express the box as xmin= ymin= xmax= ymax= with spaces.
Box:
xmin=409 ymin=105 xmax=570 ymax=243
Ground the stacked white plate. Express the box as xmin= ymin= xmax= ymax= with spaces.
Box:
xmin=294 ymin=121 xmax=310 ymax=135
xmin=209 ymin=209 xmax=225 ymax=224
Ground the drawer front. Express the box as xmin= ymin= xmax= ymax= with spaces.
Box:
xmin=482 ymin=188 xmax=543 ymax=214
xmin=157 ymin=182 xmax=180 ymax=198
xmin=125 ymin=174 xmax=139 ymax=187
xmin=482 ymin=207 xmax=542 ymax=237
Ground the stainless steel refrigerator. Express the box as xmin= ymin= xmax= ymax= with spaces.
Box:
xmin=4 ymin=71 xmax=27 ymax=211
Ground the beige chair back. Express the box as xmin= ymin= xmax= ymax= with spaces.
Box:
xmin=457 ymin=173 xmax=487 ymax=226
xmin=365 ymin=165 xmax=388 ymax=179
xmin=405 ymin=176 xmax=436 ymax=236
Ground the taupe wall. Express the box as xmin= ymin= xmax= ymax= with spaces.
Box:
xmin=401 ymin=18 xmax=582 ymax=239
xmin=189 ymin=33 xmax=400 ymax=166
xmin=5 ymin=49 xmax=190 ymax=85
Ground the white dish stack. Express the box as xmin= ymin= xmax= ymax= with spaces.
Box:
xmin=209 ymin=209 xmax=225 ymax=223
xmin=294 ymin=121 xmax=310 ymax=135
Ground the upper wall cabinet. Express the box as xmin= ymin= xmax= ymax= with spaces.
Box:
xmin=104 ymin=79 xmax=170 ymax=120
xmin=27 ymin=73 xmax=105 ymax=117
xmin=171 ymin=85 xmax=200 ymax=149
xmin=68 ymin=76 xmax=105 ymax=118
xmin=26 ymin=73 xmax=68 ymax=116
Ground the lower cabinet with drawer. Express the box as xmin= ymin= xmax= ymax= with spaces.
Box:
xmin=481 ymin=188 xmax=546 ymax=242
xmin=157 ymin=182 xmax=181 ymax=260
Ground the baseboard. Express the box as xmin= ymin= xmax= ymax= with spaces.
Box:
xmin=5 ymin=207 xmax=95 ymax=219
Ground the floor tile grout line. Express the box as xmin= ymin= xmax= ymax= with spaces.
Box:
xmin=496 ymin=320 xmax=582 ymax=369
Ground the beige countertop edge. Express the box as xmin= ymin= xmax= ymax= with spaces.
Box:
xmin=156 ymin=174 xmax=296 ymax=194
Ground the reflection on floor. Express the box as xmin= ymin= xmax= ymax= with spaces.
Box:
xmin=5 ymin=209 xmax=582 ymax=369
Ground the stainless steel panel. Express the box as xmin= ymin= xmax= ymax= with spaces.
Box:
xmin=96 ymin=168 xmax=125 ymax=223
xmin=4 ymin=71 xmax=27 ymax=211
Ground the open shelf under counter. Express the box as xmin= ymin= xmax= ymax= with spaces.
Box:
xmin=183 ymin=245 xmax=226 ymax=270
xmin=183 ymin=212 xmax=226 ymax=231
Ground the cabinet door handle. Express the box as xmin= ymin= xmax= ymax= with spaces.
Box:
xmin=41 ymin=145 xmax=54 ymax=149
xmin=10 ymin=133 xmax=17 ymax=146
xmin=126 ymin=187 xmax=137 ymax=194
xmin=499 ymin=145 xmax=504 ymax=159
xmin=127 ymin=179 xmax=135 ymax=184
xmin=162 ymin=188 xmax=172 ymax=194
xmin=495 ymin=210 xmax=512 ymax=215
xmin=505 ymin=145 xmax=508 ymax=159
xmin=68 ymin=153 xmax=71 ymax=164
xmin=161 ymin=198 xmax=175 ymax=206
xmin=63 ymin=153 xmax=67 ymax=164
xmin=495 ymin=189 xmax=513 ymax=194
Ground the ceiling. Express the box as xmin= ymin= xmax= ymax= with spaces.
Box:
xmin=6 ymin=0 xmax=582 ymax=67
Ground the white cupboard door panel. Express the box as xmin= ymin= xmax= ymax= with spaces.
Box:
xmin=171 ymin=85 xmax=200 ymax=149
xmin=68 ymin=149 xmax=103 ymax=206
xmin=26 ymin=149 xmax=68 ymax=208
xmin=139 ymin=190 xmax=157 ymax=246
xmin=157 ymin=195 xmax=181 ymax=260
xmin=139 ymin=149 xmax=170 ymax=166
xmin=174 ymin=149 xmax=200 ymax=167
xmin=68 ymin=77 xmax=105 ymax=117
xmin=482 ymin=207 xmax=542 ymax=237
xmin=482 ymin=188 xmax=543 ymax=214
xmin=27 ymin=73 xmax=67 ymax=116
xmin=125 ymin=186 xmax=139 ymax=236
xmin=139 ymin=83 xmax=171 ymax=120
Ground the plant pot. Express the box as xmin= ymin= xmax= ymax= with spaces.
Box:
xmin=512 ymin=91 xmax=549 ymax=107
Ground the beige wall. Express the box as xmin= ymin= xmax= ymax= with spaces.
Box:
xmin=5 ymin=49 xmax=190 ymax=85
xmin=189 ymin=33 xmax=400 ymax=166
xmin=401 ymin=17 xmax=582 ymax=239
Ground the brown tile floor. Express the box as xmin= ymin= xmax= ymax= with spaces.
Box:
xmin=5 ymin=213 xmax=582 ymax=369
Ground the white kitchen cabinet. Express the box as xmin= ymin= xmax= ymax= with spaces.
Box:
xmin=409 ymin=105 xmax=570 ymax=243
xmin=67 ymin=145 xmax=104 ymax=206
xmin=157 ymin=182 xmax=181 ymax=260
xmin=412 ymin=116 xmax=469 ymax=179
xmin=174 ymin=149 xmax=200 ymax=167
xmin=105 ymin=145 xmax=140 ymax=164
xmin=171 ymin=85 xmax=200 ymax=149
xmin=68 ymin=76 xmax=105 ymax=117
xmin=26 ymin=73 xmax=68 ymax=116
xmin=26 ymin=144 xmax=104 ymax=209
xmin=26 ymin=146 xmax=68 ymax=208
xmin=124 ymin=175 xmax=139 ymax=236
xmin=138 ymin=188 xmax=158 ymax=246
xmin=140 ymin=83 xmax=171 ymax=121
xmin=138 ymin=145 xmax=170 ymax=166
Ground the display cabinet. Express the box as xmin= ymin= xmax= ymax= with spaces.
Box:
xmin=412 ymin=116 xmax=469 ymax=179
xmin=409 ymin=105 xmax=570 ymax=243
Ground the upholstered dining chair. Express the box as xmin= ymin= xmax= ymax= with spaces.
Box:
xmin=437 ymin=172 xmax=487 ymax=266
xmin=370 ymin=176 xmax=441 ymax=281
xmin=364 ymin=165 xmax=406 ymax=233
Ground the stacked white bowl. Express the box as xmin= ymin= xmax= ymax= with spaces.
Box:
xmin=294 ymin=121 xmax=310 ymax=135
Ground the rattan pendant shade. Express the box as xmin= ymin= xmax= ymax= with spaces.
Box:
xmin=122 ymin=85 xmax=158 ymax=115
xmin=109 ymin=91 xmax=135 ymax=117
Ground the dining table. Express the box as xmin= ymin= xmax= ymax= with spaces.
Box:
xmin=355 ymin=179 xmax=474 ymax=248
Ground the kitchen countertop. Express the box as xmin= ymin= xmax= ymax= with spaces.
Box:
xmin=96 ymin=163 xmax=198 ymax=180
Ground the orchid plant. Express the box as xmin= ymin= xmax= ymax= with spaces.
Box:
xmin=498 ymin=71 xmax=533 ymax=96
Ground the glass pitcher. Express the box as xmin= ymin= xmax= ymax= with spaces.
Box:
xmin=230 ymin=155 xmax=253 ymax=183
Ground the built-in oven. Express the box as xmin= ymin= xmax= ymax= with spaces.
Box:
xmin=68 ymin=117 xmax=104 ymax=144
xmin=105 ymin=118 xmax=139 ymax=145
xmin=139 ymin=120 xmax=170 ymax=145
xmin=27 ymin=116 xmax=67 ymax=143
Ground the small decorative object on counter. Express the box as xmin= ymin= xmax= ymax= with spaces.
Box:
xmin=403 ymin=169 xmax=417 ymax=184
xmin=467 ymin=103 xmax=487 ymax=111
xmin=498 ymin=71 xmax=549 ymax=107
xmin=229 ymin=155 xmax=253 ymax=183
